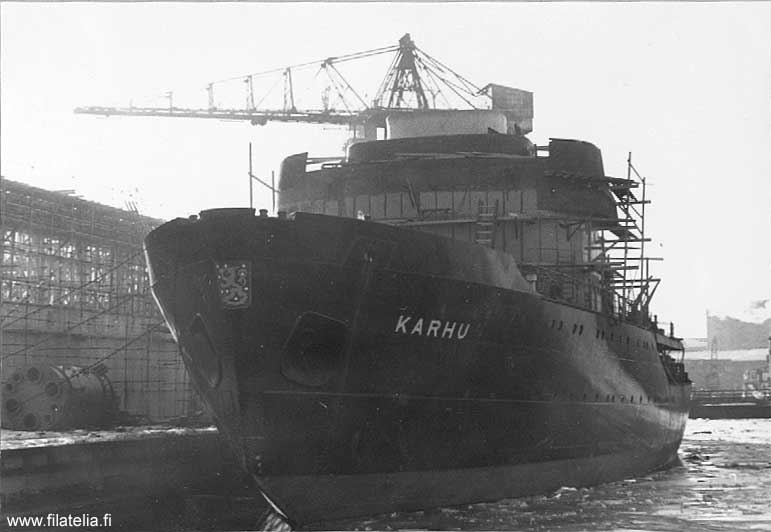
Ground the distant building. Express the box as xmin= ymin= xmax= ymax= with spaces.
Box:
xmin=685 ymin=359 xmax=765 ymax=391
xmin=707 ymin=313 xmax=770 ymax=350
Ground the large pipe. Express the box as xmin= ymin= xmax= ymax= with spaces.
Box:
xmin=2 ymin=365 xmax=118 ymax=431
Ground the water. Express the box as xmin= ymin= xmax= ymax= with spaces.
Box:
xmin=318 ymin=419 xmax=771 ymax=531
xmin=9 ymin=420 xmax=767 ymax=531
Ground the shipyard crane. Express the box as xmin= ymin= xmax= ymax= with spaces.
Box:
xmin=74 ymin=33 xmax=533 ymax=140
xmin=73 ymin=33 xmax=666 ymax=329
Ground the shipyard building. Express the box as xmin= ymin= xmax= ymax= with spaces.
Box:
xmin=1 ymin=178 xmax=199 ymax=427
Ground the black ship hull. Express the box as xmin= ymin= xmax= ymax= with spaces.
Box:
xmin=145 ymin=209 xmax=690 ymax=525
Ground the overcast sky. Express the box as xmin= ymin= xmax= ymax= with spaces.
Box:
xmin=2 ymin=3 xmax=770 ymax=337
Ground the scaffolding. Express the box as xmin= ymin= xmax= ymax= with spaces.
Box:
xmin=518 ymin=154 xmax=662 ymax=328
xmin=586 ymin=154 xmax=659 ymax=324
xmin=1 ymin=177 xmax=201 ymax=423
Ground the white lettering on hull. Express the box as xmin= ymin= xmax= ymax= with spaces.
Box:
xmin=394 ymin=314 xmax=471 ymax=340
xmin=395 ymin=315 xmax=411 ymax=333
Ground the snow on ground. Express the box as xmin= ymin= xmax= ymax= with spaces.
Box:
xmin=0 ymin=425 xmax=217 ymax=451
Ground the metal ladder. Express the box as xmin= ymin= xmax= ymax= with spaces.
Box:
xmin=475 ymin=200 xmax=498 ymax=247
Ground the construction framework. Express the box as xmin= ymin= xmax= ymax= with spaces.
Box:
xmin=1 ymin=178 xmax=200 ymax=423
xmin=518 ymin=153 xmax=660 ymax=328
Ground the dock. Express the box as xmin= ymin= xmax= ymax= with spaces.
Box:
xmin=690 ymin=390 xmax=771 ymax=419
xmin=1 ymin=425 xmax=275 ymax=530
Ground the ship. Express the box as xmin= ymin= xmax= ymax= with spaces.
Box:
xmin=141 ymin=37 xmax=691 ymax=527
xmin=690 ymin=336 xmax=771 ymax=418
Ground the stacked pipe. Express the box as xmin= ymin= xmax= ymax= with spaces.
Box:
xmin=2 ymin=364 xmax=118 ymax=431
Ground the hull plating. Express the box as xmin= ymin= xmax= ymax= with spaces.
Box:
xmin=145 ymin=211 xmax=690 ymax=525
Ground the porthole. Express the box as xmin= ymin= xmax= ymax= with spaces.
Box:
xmin=45 ymin=382 xmax=61 ymax=397
xmin=27 ymin=367 xmax=42 ymax=383
xmin=5 ymin=398 xmax=21 ymax=415
xmin=23 ymin=413 xmax=39 ymax=430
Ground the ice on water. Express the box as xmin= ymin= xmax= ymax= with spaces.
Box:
xmin=320 ymin=419 xmax=771 ymax=531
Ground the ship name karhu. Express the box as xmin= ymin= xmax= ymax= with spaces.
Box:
xmin=394 ymin=314 xmax=471 ymax=340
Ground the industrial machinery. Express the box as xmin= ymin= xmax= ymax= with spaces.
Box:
xmin=2 ymin=364 xmax=118 ymax=431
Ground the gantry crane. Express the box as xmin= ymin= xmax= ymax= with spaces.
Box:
xmin=74 ymin=34 xmax=533 ymax=140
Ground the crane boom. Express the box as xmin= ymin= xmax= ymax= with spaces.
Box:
xmin=73 ymin=106 xmax=361 ymax=125
xmin=74 ymin=34 xmax=534 ymax=136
